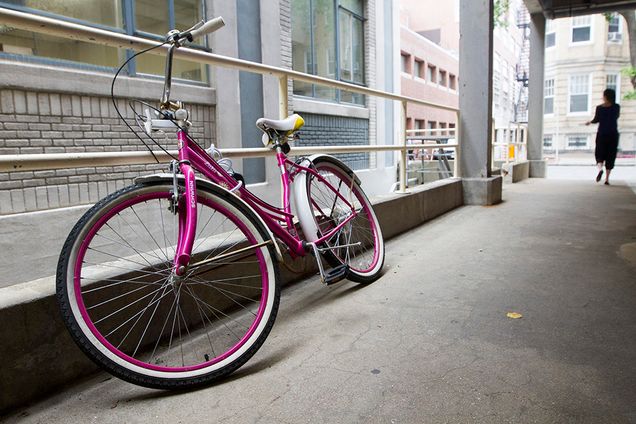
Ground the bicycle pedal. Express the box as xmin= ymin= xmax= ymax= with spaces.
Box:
xmin=322 ymin=264 xmax=349 ymax=285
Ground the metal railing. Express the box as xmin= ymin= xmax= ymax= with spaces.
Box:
xmin=0 ymin=7 xmax=461 ymax=193
xmin=403 ymin=128 xmax=458 ymax=188
xmin=492 ymin=123 xmax=528 ymax=167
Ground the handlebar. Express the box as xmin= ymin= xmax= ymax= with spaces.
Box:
xmin=186 ymin=17 xmax=225 ymax=41
xmin=160 ymin=16 xmax=225 ymax=109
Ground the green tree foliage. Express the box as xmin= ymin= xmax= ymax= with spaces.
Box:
xmin=494 ymin=0 xmax=510 ymax=29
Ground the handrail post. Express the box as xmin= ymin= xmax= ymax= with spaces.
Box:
xmin=279 ymin=75 xmax=289 ymax=119
xmin=399 ymin=100 xmax=408 ymax=193
xmin=454 ymin=111 xmax=461 ymax=178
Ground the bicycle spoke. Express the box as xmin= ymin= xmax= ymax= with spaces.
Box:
xmin=183 ymin=284 xmax=217 ymax=359
xmin=131 ymin=205 xmax=172 ymax=264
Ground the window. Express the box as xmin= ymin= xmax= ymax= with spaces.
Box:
xmin=414 ymin=119 xmax=425 ymax=130
xmin=606 ymin=73 xmax=620 ymax=100
xmin=415 ymin=59 xmax=425 ymax=79
xmin=439 ymin=122 xmax=447 ymax=135
xmin=292 ymin=0 xmax=365 ymax=105
xmin=401 ymin=53 xmax=411 ymax=74
xmin=608 ymin=13 xmax=622 ymax=42
xmin=567 ymin=134 xmax=589 ymax=150
xmin=546 ymin=19 xmax=556 ymax=48
xmin=544 ymin=78 xmax=554 ymax=115
xmin=449 ymin=74 xmax=457 ymax=90
xmin=571 ymin=16 xmax=591 ymax=43
xmin=427 ymin=121 xmax=437 ymax=130
xmin=569 ymin=74 xmax=590 ymax=113
xmin=543 ymin=135 xmax=553 ymax=148
xmin=0 ymin=0 xmax=208 ymax=83
xmin=427 ymin=64 xmax=437 ymax=84
xmin=439 ymin=70 xmax=447 ymax=88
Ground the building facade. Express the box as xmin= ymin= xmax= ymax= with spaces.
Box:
xmin=399 ymin=22 xmax=459 ymax=134
xmin=400 ymin=0 xmax=529 ymax=132
xmin=0 ymin=0 xmax=399 ymax=217
xmin=543 ymin=13 xmax=636 ymax=155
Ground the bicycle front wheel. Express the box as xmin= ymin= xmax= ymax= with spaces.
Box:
xmin=296 ymin=158 xmax=385 ymax=283
xmin=56 ymin=182 xmax=280 ymax=388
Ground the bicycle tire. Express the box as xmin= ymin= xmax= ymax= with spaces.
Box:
xmin=295 ymin=158 xmax=385 ymax=283
xmin=56 ymin=181 xmax=280 ymax=389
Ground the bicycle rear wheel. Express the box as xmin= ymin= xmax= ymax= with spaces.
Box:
xmin=295 ymin=158 xmax=385 ymax=283
xmin=56 ymin=182 xmax=279 ymax=388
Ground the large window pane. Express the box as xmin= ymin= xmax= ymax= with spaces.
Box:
xmin=312 ymin=0 xmax=336 ymax=100
xmin=338 ymin=9 xmax=352 ymax=81
xmin=544 ymin=97 xmax=554 ymax=114
xmin=137 ymin=55 xmax=208 ymax=83
xmin=174 ymin=0 xmax=202 ymax=32
xmin=572 ymin=27 xmax=590 ymax=42
xmin=292 ymin=0 xmax=313 ymax=97
xmin=0 ymin=28 xmax=120 ymax=68
xmin=3 ymin=0 xmax=124 ymax=28
xmin=136 ymin=0 xmax=170 ymax=35
xmin=569 ymin=74 xmax=589 ymax=112
xmin=351 ymin=15 xmax=363 ymax=84
xmin=570 ymin=94 xmax=587 ymax=112
xmin=291 ymin=0 xmax=364 ymax=104
xmin=571 ymin=16 xmax=591 ymax=43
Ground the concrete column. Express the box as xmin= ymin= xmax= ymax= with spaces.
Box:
xmin=527 ymin=12 xmax=547 ymax=178
xmin=459 ymin=0 xmax=502 ymax=205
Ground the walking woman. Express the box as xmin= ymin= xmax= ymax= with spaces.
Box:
xmin=586 ymin=88 xmax=620 ymax=185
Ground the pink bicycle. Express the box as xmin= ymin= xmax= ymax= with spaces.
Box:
xmin=56 ymin=17 xmax=384 ymax=389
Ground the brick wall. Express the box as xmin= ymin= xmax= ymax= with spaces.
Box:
xmin=295 ymin=113 xmax=370 ymax=170
xmin=0 ymin=89 xmax=215 ymax=215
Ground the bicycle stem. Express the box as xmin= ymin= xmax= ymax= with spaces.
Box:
xmin=160 ymin=41 xmax=177 ymax=108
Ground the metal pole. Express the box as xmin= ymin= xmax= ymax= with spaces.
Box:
xmin=399 ymin=101 xmax=408 ymax=193
xmin=454 ymin=111 xmax=461 ymax=178
xmin=279 ymin=75 xmax=289 ymax=119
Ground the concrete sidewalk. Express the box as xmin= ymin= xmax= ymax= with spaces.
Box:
xmin=4 ymin=179 xmax=636 ymax=423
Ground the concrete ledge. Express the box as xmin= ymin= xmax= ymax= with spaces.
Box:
xmin=374 ymin=178 xmax=463 ymax=239
xmin=529 ymin=159 xmax=548 ymax=178
xmin=462 ymin=176 xmax=502 ymax=205
xmin=511 ymin=161 xmax=530 ymax=183
xmin=0 ymin=178 xmax=464 ymax=414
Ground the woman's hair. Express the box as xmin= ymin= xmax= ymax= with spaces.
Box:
xmin=603 ymin=88 xmax=616 ymax=104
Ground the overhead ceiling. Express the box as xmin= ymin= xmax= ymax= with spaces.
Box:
xmin=525 ymin=0 xmax=636 ymax=18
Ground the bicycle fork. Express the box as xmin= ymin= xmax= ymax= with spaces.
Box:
xmin=172 ymin=160 xmax=198 ymax=276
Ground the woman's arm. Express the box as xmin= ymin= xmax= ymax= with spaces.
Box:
xmin=586 ymin=106 xmax=600 ymax=125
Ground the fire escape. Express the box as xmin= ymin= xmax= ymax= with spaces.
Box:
xmin=514 ymin=5 xmax=530 ymax=123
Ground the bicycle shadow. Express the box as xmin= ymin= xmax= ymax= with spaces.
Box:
xmin=114 ymin=270 xmax=382 ymax=404
xmin=276 ymin=268 xmax=385 ymax=321
xmin=121 ymin=341 xmax=301 ymax=404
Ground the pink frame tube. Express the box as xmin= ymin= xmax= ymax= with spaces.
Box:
xmin=174 ymin=130 xmax=358 ymax=262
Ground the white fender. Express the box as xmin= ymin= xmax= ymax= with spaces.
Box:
xmin=292 ymin=154 xmax=359 ymax=243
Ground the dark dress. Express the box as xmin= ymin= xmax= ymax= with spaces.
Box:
xmin=591 ymin=104 xmax=620 ymax=169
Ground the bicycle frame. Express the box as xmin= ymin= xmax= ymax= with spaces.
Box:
xmin=173 ymin=129 xmax=358 ymax=274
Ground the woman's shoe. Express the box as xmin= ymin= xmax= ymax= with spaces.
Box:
xmin=596 ymin=170 xmax=604 ymax=182
xmin=605 ymin=181 xmax=610 ymax=185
